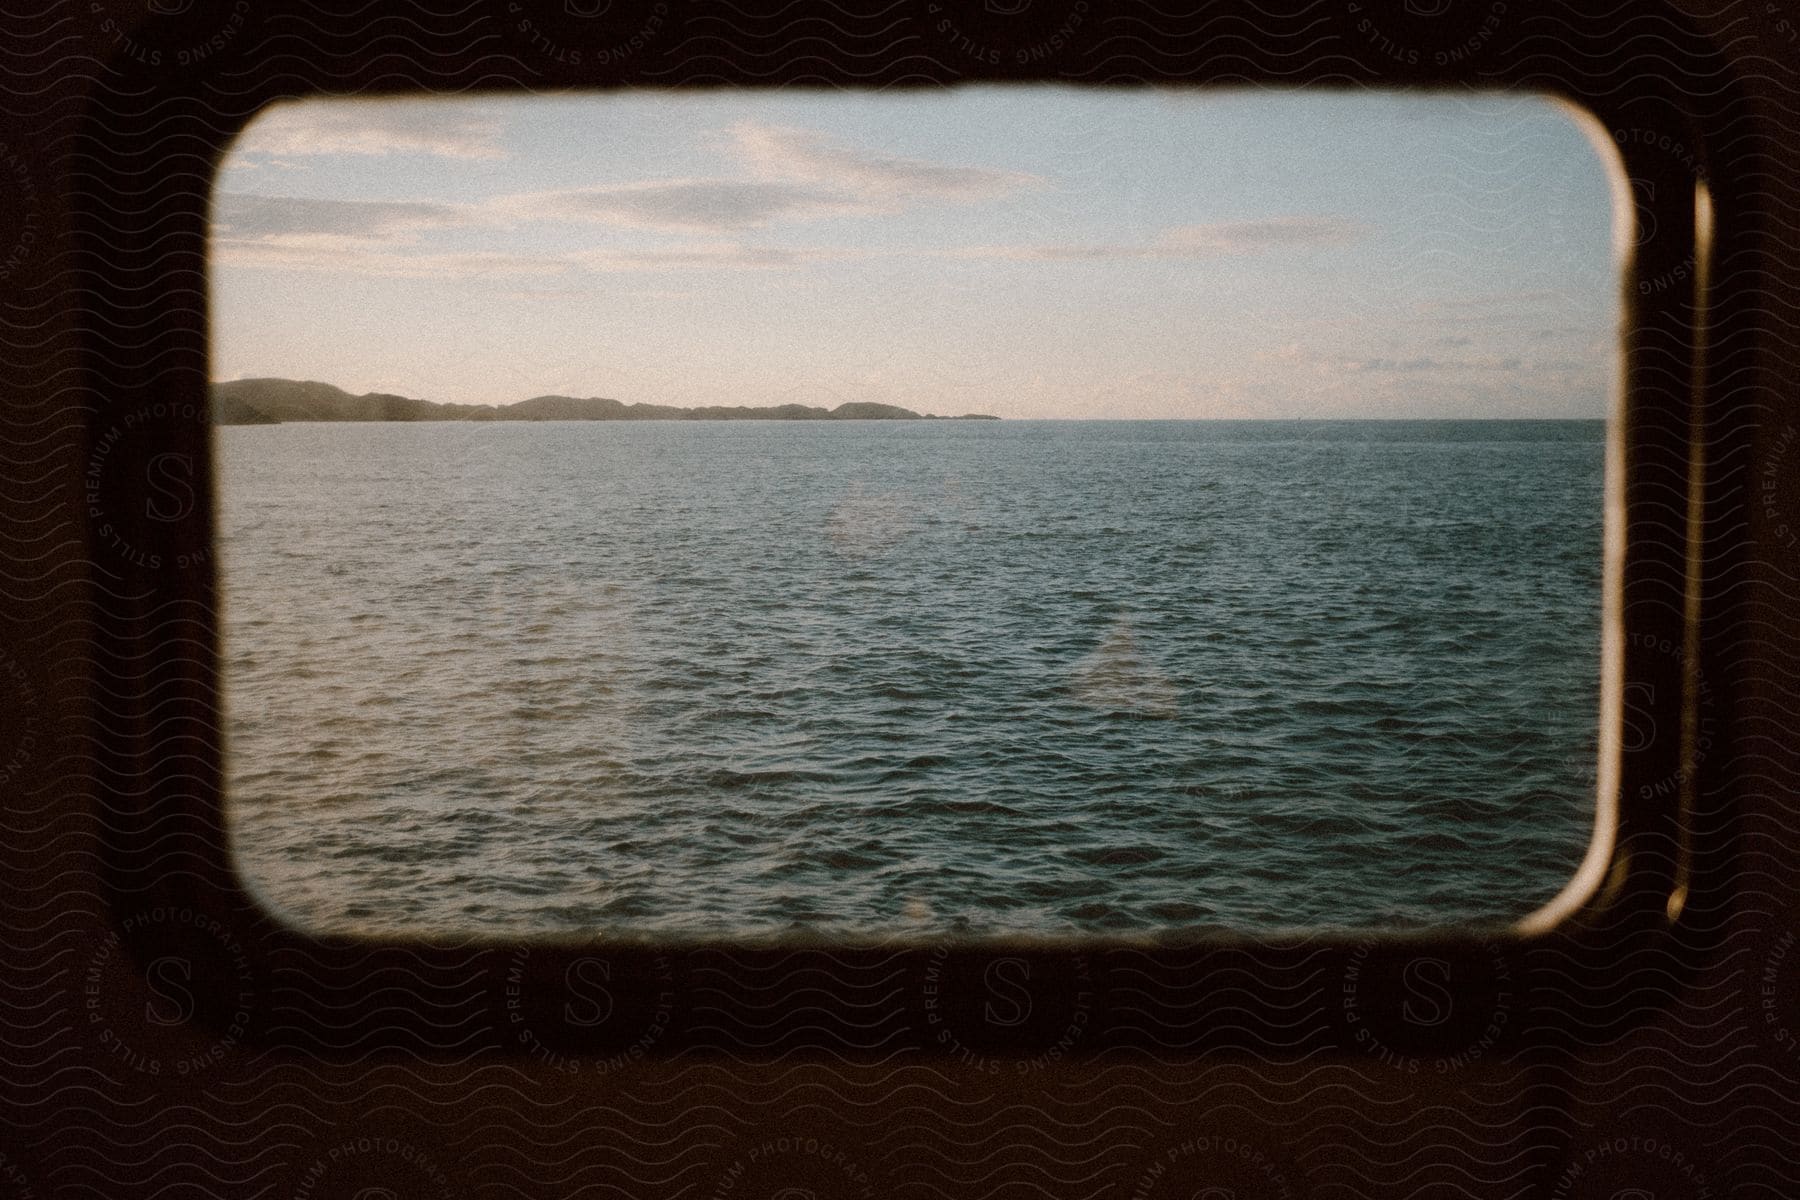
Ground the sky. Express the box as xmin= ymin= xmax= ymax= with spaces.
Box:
xmin=210 ymin=88 xmax=1621 ymax=420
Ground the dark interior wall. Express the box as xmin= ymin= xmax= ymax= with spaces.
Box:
xmin=1 ymin=1 xmax=1797 ymax=1196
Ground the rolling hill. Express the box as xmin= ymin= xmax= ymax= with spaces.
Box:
xmin=211 ymin=379 xmax=998 ymax=424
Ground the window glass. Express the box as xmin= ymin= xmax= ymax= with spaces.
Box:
xmin=213 ymin=89 xmax=1616 ymax=939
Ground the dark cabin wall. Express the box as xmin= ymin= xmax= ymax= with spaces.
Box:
xmin=0 ymin=1 xmax=1795 ymax=1196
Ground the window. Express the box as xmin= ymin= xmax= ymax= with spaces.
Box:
xmin=211 ymin=89 xmax=1619 ymax=941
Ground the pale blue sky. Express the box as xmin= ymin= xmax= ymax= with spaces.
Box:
xmin=211 ymin=88 xmax=1619 ymax=419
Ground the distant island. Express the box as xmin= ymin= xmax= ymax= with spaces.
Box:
xmin=212 ymin=379 xmax=999 ymax=424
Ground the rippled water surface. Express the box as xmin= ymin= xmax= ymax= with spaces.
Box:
xmin=220 ymin=420 xmax=1603 ymax=938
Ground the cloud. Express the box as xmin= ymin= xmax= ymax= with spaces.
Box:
xmin=490 ymin=122 xmax=1043 ymax=236
xmin=212 ymin=182 xmax=861 ymax=277
xmin=727 ymin=121 xmax=1041 ymax=205
xmin=1415 ymin=289 xmax=1565 ymax=314
xmin=214 ymin=235 xmax=845 ymax=278
xmin=213 ymin=192 xmax=479 ymax=241
xmin=234 ymin=103 xmax=506 ymax=159
xmin=1338 ymin=353 xmax=1523 ymax=373
xmin=211 ymin=238 xmax=571 ymax=279
xmin=212 ymin=191 xmax=582 ymax=281
xmin=1411 ymin=289 xmax=1603 ymax=326
xmin=211 ymin=192 xmax=517 ymax=276
xmin=960 ymin=216 xmax=1366 ymax=262
xmin=1251 ymin=340 xmax=1534 ymax=376
xmin=576 ymin=242 xmax=857 ymax=270
xmin=228 ymin=128 xmax=1379 ymax=283
xmin=216 ymin=121 xmax=1054 ymax=281
xmin=1161 ymin=216 xmax=1365 ymax=251
xmin=494 ymin=179 xmax=869 ymax=234
xmin=212 ymin=191 xmax=1362 ymax=285
xmin=210 ymin=189 xmax=851 ymax=278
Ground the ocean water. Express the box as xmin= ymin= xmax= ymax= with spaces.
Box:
xmin=218 ymin=419 xmax=1604 ymax=939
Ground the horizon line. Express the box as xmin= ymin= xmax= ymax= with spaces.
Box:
xmin=211 ymin=377 xmax=1604 ymax=422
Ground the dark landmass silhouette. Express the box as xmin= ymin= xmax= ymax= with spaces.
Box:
xmin=212 ymin=379 xmax=1000 ymax=424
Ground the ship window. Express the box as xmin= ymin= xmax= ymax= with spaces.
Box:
xmin=212 ymin=88 xmax=1619 ymax=940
